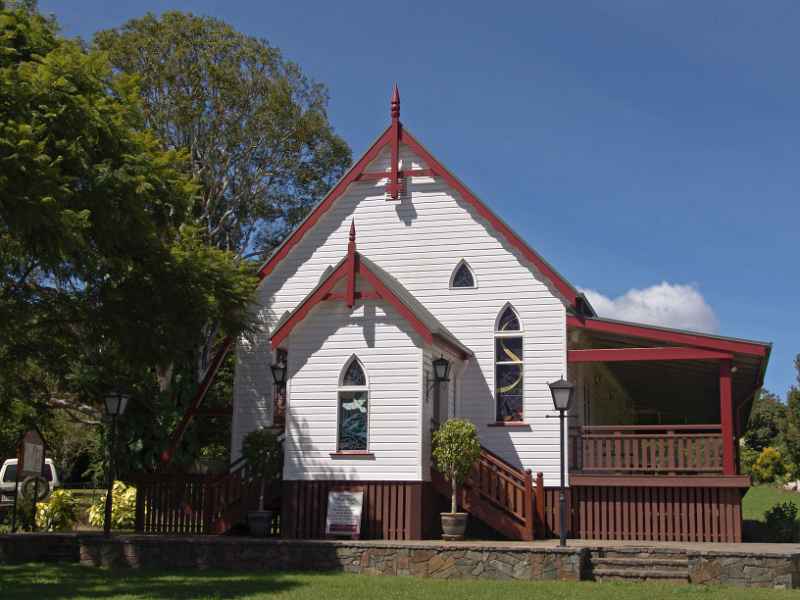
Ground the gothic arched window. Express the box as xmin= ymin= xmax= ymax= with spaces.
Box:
xmin=338 ymin=356 xmax=369 ymax=450
xmin=450 ymin=260 xmax=476 ymax=289
xmin=495 ymin=305 xmax=523 ymax=422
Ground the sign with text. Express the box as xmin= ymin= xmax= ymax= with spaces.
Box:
xmin=19 ymin=430 xmax=45 ymax=477
xmin=325 ymin=491 xmax=364 ymax=538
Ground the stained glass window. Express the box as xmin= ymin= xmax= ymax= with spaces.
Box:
xmin=495 ymin=305 xmax=523 ymax=422
xmin=342 ymin=359 xmax=366 ymax=386
xmin=451 ymin=261 xmax=475 ymax=288
xmin=338 ymin=357 xmax=368 ymax=450
xmin=338 ymin=391 xmax=368 ymax=450
xmin=497 ymin=305 xmax=520 ymax=332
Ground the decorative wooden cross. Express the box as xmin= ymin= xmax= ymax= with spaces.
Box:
xmin=387 ymin=83 xmax=402 ymax=200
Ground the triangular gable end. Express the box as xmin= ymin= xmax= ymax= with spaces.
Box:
xmin=257 ymin=86 xmax=588 ymax=313
xmin=270 ymin=221 xmax=471 ymax=360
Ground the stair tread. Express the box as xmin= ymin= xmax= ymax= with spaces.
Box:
xmin=593 ymin=567 xmax=688 ymax=579
xmin=593 ymin=557 xmax=688 ymax=567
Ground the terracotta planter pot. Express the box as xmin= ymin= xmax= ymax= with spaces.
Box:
xmin=440 ymin=512 xmax=468 ymax=540
xmin=248 ymin=510 xmax=273 ymax=537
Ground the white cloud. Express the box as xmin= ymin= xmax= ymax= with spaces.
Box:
xmin=580 ymin=282 xmax=719 ymax=334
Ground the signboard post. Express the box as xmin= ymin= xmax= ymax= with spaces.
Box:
xmin=12 ymin=429 xmax=46 ymax=533
xmin=325 ymin=491 xmax=364 ymax=539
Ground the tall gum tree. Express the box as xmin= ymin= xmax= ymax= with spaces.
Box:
xmin=94 ymin=12 xmax=352 ymax=260
xmin=0 ymin=2 xmax=257 ymax=470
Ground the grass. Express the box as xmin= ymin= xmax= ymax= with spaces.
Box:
xmin=742 ymin=485 xmax=800 ymax=522
xmin=0 ymin=564 xmax=799 ymax=600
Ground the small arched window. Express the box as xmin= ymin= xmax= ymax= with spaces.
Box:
xmin=495 ymin=305 xmax=523 ymax=422
xmin=338 ymin=356 xmax=369 ymax=451
xmin=450 ymin=260 xmax=476 ymax=288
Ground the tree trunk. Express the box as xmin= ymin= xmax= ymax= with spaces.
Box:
xmin=451 ymin=476 xmax=457 ymax=514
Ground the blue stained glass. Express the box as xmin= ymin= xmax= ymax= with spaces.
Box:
xmin=498 ymin=306 xmax=520 ymax=331
xmin=338 ymin=391 xmax=368 ymax=450
xmin=452 ymin=263 xmax=475 ymax=288
xmin=342 ymin=359 xmax=366 ymax=386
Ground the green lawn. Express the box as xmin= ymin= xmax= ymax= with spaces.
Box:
xmin=742 ymin=485 xmax=800 ymax=522
xmin=0 ymin=564 xmax=799 ymax=600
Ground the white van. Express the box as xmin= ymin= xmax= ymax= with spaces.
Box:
xmin=0 ymin=458 xmax=60 ymax=505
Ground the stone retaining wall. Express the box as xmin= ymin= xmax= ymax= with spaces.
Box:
xmin=2 ymin=534 xmax=800 ymax=588
xmin=688 ymin=551 xmax=800 ymax=589
xmin=77 ymin=536 xmax=587 ymax=581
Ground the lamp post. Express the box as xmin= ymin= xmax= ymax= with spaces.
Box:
xmin=432 ymin=355 xmax=451 ymax=384
xmin=270 ymin=353 xmax=288 ymax=427
xmin=548 ymin=377 xmax=574 ymax=547
xmin=103 ymin=390 xmax=129 ymax=537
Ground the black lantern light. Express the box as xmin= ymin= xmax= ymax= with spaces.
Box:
xmin=432 ymin=355 xmax=450 ymax=383
xmin=548 ymin=376 xmax=574 ymax=547
xmin=103 ymin=389 xmax=129 ymax=537
xmin=270 ymin=359 xmax=287 ymax=386
xmin=104 ymin=390 xmax=130 ymax=418
xmin=548 ymin=377 xmax=574 ymax=412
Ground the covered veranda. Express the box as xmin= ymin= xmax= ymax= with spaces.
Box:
xmin=566 ymin=314 xmax=771 ymax=481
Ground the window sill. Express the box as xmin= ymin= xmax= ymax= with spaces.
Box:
xmin=486 ymin=422 xmax=530 ymax=428
xmin=329 ymin=451 xmax=374 ymax=457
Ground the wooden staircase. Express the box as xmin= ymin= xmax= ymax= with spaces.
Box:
xmin=135 ymin=458 xmax=280 ymax=535
xmin=431 ymin=445 xmax=538 ymax=541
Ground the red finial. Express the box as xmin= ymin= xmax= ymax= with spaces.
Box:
xmin=348 ymin=219 xmax=356 ymax=254
xmin=391 ymin=83 xmax=400 ymax=120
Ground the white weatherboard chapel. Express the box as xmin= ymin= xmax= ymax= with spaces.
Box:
xmin=232 ymin=87 xmax=574 ymax=489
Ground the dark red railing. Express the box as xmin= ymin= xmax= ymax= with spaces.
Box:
xmin=134 ymin=458 xmax=280 ymax=535
xmin=572 ymin=424 xmax=724 ymax=475
xmin=432 ymin=444 xmax=536 ymax=540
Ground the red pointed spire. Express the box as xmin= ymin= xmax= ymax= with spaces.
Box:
xmin=391 ymin=83 xmax=400 ymax=121
xmin=348 ymin=219 xmax=356 ymax=254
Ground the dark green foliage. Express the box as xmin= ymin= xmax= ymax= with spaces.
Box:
xmin=745 ymin=391 xmax=786 ymax=452
xmin=0 ymin=3 xmax=257 ymax=471
xmin=765 ymin=501 xmax=798 ymax=543
xmin=432 ymin=419 xmax=481 ymax=513
xmin=94 ymin=11 xmax=352 ymax=258
xmin=241 ymin=428 xmax=282 ymax=482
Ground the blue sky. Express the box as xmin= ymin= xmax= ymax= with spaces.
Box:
xmin=42 ymin=1 xmax=799 ymax=395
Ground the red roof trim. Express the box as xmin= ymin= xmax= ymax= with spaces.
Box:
xmin=358 ymin=264 xmax=433 ymax=344
xmin=400 ymin=129 xmax=579 ymax=306
xmin=568 ymin=347 xmax=734 ymax=363
xmin=257 ymin=125 xmax=392 ymax=280
xmin=567 ymin=315 xmax=769 ymax=357
xmin=270 ymin=260 xmax=350 ymax=348
xmin=270 ymin=252 xmax=434 ymax=349
xmin=256 ymin=122 xmax=580 ymax=308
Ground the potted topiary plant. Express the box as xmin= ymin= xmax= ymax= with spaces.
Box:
xmin=432 ymin=418 xmax=481 ymax=540
xmin=241 ymin=427 xmax=282 ymax=536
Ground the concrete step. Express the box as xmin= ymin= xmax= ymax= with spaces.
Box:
xmin=592 ymin=567 xmax=688 ymax=583
xmin=593 ymin=557 xmax=688 ymax=570
xmin=591 ymin=547 xmax=689 ymax=560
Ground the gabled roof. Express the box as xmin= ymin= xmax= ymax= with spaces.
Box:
xmin=257 ymin=87 xmax=590 ymax=314
xmin=270 ymin=224 xmax=471 ymax=359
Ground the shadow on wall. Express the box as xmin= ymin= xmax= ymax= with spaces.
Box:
xmin=455 ymin=359 xmax=526 ymax=472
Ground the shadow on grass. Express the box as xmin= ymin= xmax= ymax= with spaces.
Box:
xmin=0 ymin=563 xmax=304 ymax=599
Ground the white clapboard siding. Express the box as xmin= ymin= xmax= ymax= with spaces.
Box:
xmin=283 ymin=300 xmax=423 ymax=481
xmin=232 ymin=141 xmax=568 ymax=486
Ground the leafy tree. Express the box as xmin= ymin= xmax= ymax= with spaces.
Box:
xmin=744 ymin=390 xmax=787 ymax=452
xmin=432 ymin=419 xmax=481 ymax=514
xmin=0 ymin=2 xmax=257 ymax=469
xmin=783 ymin=355 xmax=800 ymax=470
xmin=94 ymin=11 xmax=351 ymax=259
xmin=92 ymin=11 xmax=351 ymax=463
